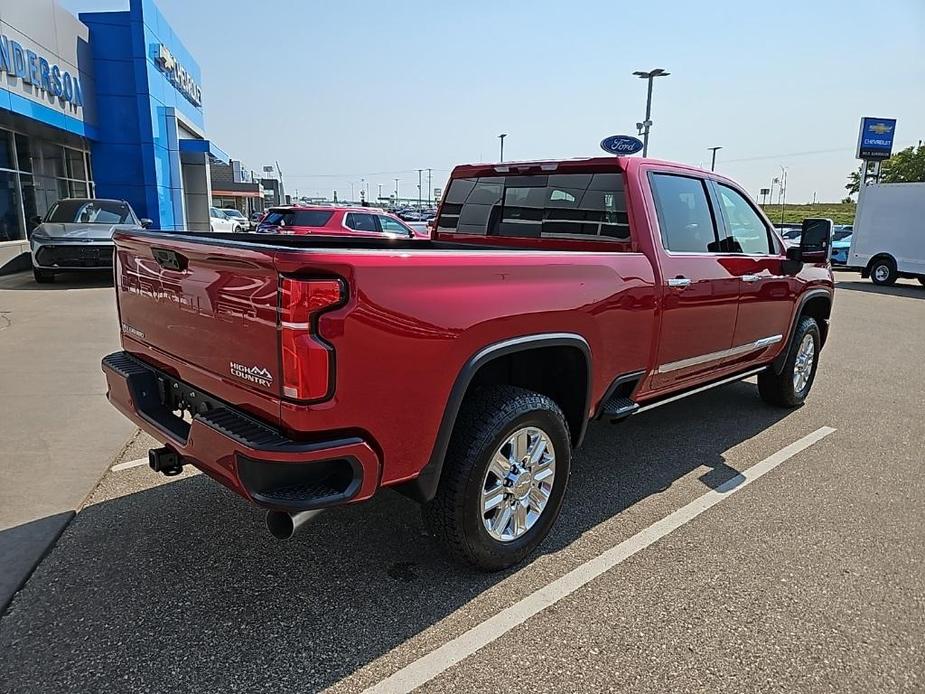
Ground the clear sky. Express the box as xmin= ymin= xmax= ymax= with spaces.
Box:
xmin=63 ymin=0 xmax=925 ymax=204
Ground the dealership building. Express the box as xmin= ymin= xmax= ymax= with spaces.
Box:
xmin=0 ymin=0 xmax=266 ymax=272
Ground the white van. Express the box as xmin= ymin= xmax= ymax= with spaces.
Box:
xmin=850 ymin=182 xmax=925 ymax=286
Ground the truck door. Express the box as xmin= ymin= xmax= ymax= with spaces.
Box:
xmin=710 ymin=181 xmax=795 ymax=370
xmin=647 ymin=172 xmax=740 ymax=391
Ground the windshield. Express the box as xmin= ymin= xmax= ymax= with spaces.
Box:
xmin=833 ymin=230 xmax=852 ymax=241
xmin=262 ymin=209 xmax=334 ymax=227
xmin=223 ymin=209 xmax=245 ymax=218
xmin=46 ymin=199 xmax=135 ymax=225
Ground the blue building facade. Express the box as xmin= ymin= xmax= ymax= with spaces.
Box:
xmin=81 ymin=0 xmax=227 ymax=231
xmin=0 ymin=0 xmax=229 ymax=271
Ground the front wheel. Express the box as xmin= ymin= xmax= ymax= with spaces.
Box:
xmin=422 ymin=385 xmax=571 ymax=571
xmin=758 ymin=316 xmax=820 ymax=408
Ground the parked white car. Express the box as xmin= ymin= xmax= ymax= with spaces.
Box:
xmin=209 ymin=207 xmax=238 ymax=233
xmin=29 ymin=198 xmax=150 ymax=283
xmin=220 ymin=208 xmax=250 ymax=232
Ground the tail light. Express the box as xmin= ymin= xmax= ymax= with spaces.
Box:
xmin=279 ymin=278 xmax=345 ymax=400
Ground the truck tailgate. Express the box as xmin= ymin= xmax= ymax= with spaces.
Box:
xmin=114 ymin=233 xmax=282 ymax=411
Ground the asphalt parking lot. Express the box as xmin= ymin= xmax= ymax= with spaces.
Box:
xmin=1 ymin=276 xmax=923 ymax=693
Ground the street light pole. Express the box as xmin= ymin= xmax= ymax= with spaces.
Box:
xmin=498 ymin=133 xmax=507 ymax=162
xmin=779 ymin=166 xmax=788 ymax=225
xmin=708 ymin=146 xmax=722 ymax=171
xmin=394 ymin=178 xmax=399 ymax=203
xmin=417 ymin=169 xmax=423 ymax=209
xmin=632 ymin=68 xmax=670 ymax=157
xmin=427 ymin=168 xmax=432 ymax=204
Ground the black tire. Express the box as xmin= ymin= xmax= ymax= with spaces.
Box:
xmin=33 ymin=268 xmax=54 ymax=283
xmin=758 ymin=316 xmax=821 ymax=408
xmin=422 ymin=385 xmax=571 ymax=571
xmin=869 ymin=256 xmax=898 ymax=286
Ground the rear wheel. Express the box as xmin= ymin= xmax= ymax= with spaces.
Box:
xmin=758 ymin=316 xmax=820 ymax=408
xmin=33 ymin=268 xmax=55 ymax=283
xmin=422 ymin=385 xmax=571 ymax=571
xmin=870 ymin=257 xmax=897 ymax=286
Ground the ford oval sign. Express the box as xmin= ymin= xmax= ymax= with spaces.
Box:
xmin=600 ymin=135 xmax=644 ymax=156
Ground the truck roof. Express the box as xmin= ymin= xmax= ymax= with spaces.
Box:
xmin=269 ymin=204 xmax=389 ymax=214
xmin=449 ymin=156 xmax=713 ymax=179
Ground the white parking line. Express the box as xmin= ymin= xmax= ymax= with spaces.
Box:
xmin=362 ymin=426 xmax=836 ymax=694
xmin=111 ymin=457 xmax=148 ymax=472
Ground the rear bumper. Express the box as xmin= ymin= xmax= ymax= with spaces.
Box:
xmin=101 ymin=351 xmax=381 ymax=512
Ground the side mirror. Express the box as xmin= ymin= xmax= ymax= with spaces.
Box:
xmin=798 ymin=218 xmax=833 ymax=263
xmin=139 ymin=218 xmax=153 ymax=229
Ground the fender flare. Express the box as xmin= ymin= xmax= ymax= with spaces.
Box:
xmin=772 ymin=288 xmax=832 ymax=375
xmin=398 ymin=333 xmax=592 ymax=503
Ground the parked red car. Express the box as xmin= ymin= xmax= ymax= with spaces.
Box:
xmin=255 ymin=205 xmax=428 ymax=239
xmin=102 ymin=156 xmax=834 ymax=570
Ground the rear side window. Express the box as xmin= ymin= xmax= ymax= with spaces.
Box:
xmin=262 ymin=210 xmax=334 ymax=227
xmin=649 ymin=174 xmax=717 ymax=253
xmin=437 ymin=172 xmax=630 ymax=243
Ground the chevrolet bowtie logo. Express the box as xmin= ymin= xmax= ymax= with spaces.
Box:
xmin=869 ymin=122 xmax=893 ymax=135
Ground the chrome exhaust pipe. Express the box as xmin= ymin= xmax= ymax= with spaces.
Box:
xmin=265 ymin=509 xmax=324 ymax=540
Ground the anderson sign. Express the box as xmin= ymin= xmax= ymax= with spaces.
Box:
xmin=0 ymin=34 xmax=83 ymax=110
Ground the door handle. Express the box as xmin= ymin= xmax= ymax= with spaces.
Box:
xmin=666 ymin=277 xmax=691 ymax=288
xmin=739 ymin=274 xmax=763 ymax=283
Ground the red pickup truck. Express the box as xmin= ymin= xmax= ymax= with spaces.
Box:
xmin=102 ymin=156 xmax=834 ymax=570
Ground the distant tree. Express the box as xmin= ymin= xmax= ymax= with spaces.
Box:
xmin=840 ymin=196 xmax=854 ymax=204
xmin=845 ymin=170 xmax=861 ymax=195
xmin=846 ymin=144 xmax=925 ymax=194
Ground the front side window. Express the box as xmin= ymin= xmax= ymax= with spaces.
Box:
xmin=378 ymin=216 xmax=411 ymax=234
xmin=649 ymin=174 xmax=717 ymax=253
xmin=716 ymin=184 xmax=772 ymax=254
xmin=436 ymin=172 xmax=630 ymax=242
xmin=345 ymin=213 xmax=378 ymax=232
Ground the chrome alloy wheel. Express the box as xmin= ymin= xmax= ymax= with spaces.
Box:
xmin=793 ymin=333 xmax=816 ymax=393
xmin=873 ymin=264 xmax=891 ymax=283
xmin=481 ymin=427 xmax=556 ymax=542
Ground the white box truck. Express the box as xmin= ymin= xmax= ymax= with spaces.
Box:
xmin=850 ymin=182 xmax=925 ymax=286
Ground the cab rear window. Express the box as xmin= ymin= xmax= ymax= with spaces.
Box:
xmin=436 ymin=173 xmax=630 ymax=243
xmin=263 ymin=210 xmax=334 ymax=227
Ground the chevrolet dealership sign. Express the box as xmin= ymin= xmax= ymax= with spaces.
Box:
xmin=155 ymin=44 xmax=202 ymax=107
xmin=0 ymin=34 xmax=83 ymax=109
xmin=856 ymin=117 xmax=897 ymax=160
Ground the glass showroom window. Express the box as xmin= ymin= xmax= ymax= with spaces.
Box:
xmin=0 ymin=128 xmax=94 ymax=237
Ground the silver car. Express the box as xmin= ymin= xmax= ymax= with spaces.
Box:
xmin=29 ymin=198 xmax=151 ymax=283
